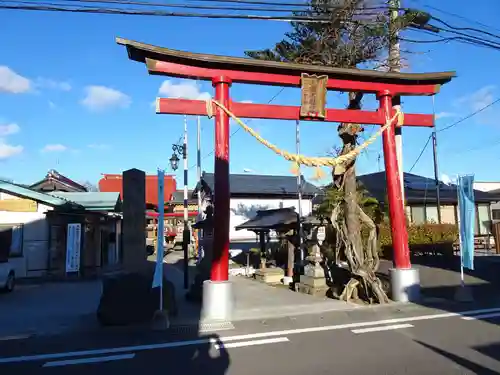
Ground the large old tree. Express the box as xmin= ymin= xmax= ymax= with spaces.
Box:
xmin=245 ymin=0 xmax=399 ymax=303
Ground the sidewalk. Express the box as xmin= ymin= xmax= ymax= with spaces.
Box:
xmin=0 ymin=281 xmax=101 ymax=338
xmin=162 ymin=252 xmax=359 ymax=326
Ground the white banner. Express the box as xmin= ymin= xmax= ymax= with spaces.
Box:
xmin=65 ymin=223 xmax=82 ymax=273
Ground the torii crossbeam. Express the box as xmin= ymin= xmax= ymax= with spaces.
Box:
xmin=117 ymin=37 xmax=455 ymax=318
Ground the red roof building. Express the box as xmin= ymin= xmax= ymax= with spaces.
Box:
xmin=99 ymin=173 xmax=177 ymax=207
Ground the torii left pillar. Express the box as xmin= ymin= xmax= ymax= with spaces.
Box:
xmin=202 ymin=76 xmax=233 ymax=321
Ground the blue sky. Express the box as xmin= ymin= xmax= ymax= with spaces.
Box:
xmin=1 ymin=0 xmax=500 ymax=188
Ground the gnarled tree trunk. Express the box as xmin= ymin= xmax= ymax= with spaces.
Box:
xmin=334 ymin=92 xmax=389 ymax=304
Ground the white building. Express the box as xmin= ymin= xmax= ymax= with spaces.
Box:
xmin=194 ymin=172 xmax=320 ymax=249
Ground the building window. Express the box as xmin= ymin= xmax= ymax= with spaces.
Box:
xmin=0 ymin=225 xmax=23 ymax=258
xmin=492 ymin=209 xmax=500 ymax=221
xmin=440 ymin=205 xmax=456 ymax=224
xmin=477 ymin=204 xmax=491 ymax=235
xmin=426 ymin=206 xmax=439 ymax=223
xmin=405 ymin=206 xmax=412 ymax=222
xmin=411 ymin=206 xmax=426 ymax=224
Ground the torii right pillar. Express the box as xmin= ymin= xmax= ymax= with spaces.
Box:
xmin=378 ymin=90 xmax=418 ymax=302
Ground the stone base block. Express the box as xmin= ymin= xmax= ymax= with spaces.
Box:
xmin=296 ymin=282 xmax=329 ymax=297
xmin=254 ymin=268 xmax=285 ymax=284
xmin=304 ymin=264 xmax=325 ymax=279
xmin=299 ymin=275 xmax=327 ymax=288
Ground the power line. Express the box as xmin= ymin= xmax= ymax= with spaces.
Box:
xmin=438 ymin=97 xmax=500 ymax=133
xmin=408 ymin=0 xmax=500 ymax=34
xmin=408 ymin=134 xmax=431 ymax=173
xmin=188 ymin=87 xmax=285 ymax=170
xmin=6 ymin=0 xmax=334 ymax=13
xmin=0 ymin=2 xmax=384 ymax=22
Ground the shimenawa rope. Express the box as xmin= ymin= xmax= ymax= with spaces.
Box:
xmin=205 ymin=99 xmax=402 ymax=179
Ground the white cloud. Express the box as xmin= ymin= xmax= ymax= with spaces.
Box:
xmin=48 ymin=101 xmax=57 ymax=109
xmin=42 ymin=144 xmax=67 ymax=153
xmin=0 ymin=66 xmax=31 ymax=94
xmin=240 ymin=100 xmax=253 ymax=104
xmin=454 ymin=86 xmax=497 ymax=124
xmin=81 ymin=85 xmax=131 ymax=112
xmin=0 ymin=139 xmax=23 ymax=159
xmin=36 ymin=78 xmax=71 ymax=91
xmin=88 ymin=143 xmax=110 ymax=150
xmin=0 ymin=123 xmax=20 ymax=136
xmin=158 ymin=80 xmax=210 ymax=100
xmin=435 ymin=112 xmax=457 ymax=120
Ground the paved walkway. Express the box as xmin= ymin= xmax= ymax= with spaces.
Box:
xmin=162 ymin=252 xmax=357 ymax=325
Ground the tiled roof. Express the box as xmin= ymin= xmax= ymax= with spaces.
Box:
xmin=0 ymin=180 xmax=83 ymax=209
xmin=357 ymin=172 xmax=500 ymax=205
xmin=235 ymin=207 xmax=298 ymax=231
xmin=198 ymin=172 xmax=320 ymax=197
xmin=30 ymin=169 xmax=88 ymax=192
xmin=48 ymin=192 xmax=121 ymax=212
xmin=99 ymin=172 xmax=177 ymax=205
xmin=171 ymin=190 xmax=196 ymax=203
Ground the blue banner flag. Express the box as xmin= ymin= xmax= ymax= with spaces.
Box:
xmin=152 ymin=169 xmax=165 ymax=289
xmin=457 ymin=175 xmax=475 ymax=271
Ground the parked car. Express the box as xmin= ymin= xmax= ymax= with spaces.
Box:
xmin=0 ymin=262 xmax=15 ymax=293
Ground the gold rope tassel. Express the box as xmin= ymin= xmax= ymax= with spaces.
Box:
xmin=206 ymin=99 xmax=402 ymax=170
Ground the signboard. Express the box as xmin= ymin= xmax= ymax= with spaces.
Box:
xmin=300 ymin=73 xmax=328 ymax=119
xmin=0 ymin=199 xmax=37 ymax=212
xmin=65 ymin=223 xmax=82 ymax=273
xmin=317 ymin=226 xmax=326 ymax=243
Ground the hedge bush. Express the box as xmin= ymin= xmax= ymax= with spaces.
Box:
xmin=378 ymin=222 xmax=458 ymax=259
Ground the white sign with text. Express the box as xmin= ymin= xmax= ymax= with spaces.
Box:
xmin=65 ymin=223 xmax=82 ymax=273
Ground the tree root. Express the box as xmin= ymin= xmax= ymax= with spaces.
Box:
xmin=339 ymin=265 xmax=389 ymax=304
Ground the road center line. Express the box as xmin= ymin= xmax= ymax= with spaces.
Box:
xmin=1 ymin=306 xmax=500 ymax=364
xmin=215 ymin=337 xmax=289 ymax=349
xmin=462 ymin=312 xmax=500 ymax=321
xmin=351 ymin=323 xmax=414 ymax=334
xmin=43 ymin=354 xmax=135 ymax=368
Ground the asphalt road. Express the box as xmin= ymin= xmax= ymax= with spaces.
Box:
xmin=2 ymin=304 xmax=500 ymax=375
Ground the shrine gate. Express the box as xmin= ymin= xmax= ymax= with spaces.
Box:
xmin=117 ymin=37 xmax=455 ymax=321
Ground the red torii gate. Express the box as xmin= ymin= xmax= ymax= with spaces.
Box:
xmin=117 ymin=38 xmax=455 ymax=320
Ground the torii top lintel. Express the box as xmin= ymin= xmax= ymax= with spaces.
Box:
xmin=117 ymin=37 xmax=456 ymax=96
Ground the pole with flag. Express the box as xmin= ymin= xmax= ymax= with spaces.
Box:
xmin=455 ymin=174 xmax=475 ymax=302
xmin=152 ymin=168 xmax=165 ymax=311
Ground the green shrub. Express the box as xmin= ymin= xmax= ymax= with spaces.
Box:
xmin=379 ymin=222 xmax=458 ymax=259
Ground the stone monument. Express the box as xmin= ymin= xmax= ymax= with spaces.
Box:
xmin=122 ymin=168 xmax=147 ymax=272
xmin=296 ymin=225 xmax=329 ymax=297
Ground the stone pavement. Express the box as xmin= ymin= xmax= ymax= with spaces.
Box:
xmin=162 ymin=251 xmax=359 ymax=325
xmin=0 ymin=281 xmax=101 ymax=339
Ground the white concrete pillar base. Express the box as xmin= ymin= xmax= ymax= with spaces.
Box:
xmin=202 ymin=280 xmax=233 ymax=321
xmin=389 ymin=268 xmax=420 ymax=303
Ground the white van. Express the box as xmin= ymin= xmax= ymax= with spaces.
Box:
xmin=0 ymin=262 xmax=15 ymax=292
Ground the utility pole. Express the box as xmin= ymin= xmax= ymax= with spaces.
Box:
xmin=182 ymin=115 xmax=189 ymax=289
xmin=196 ymin=116 xmax=203 ymax=261
xmin=432 ymin=98 xmax=442 ymax=223
xmin=295 ymin=120 xmax=304 ymax=265
xmin=389 ymin=0 xmax=405 ymax=209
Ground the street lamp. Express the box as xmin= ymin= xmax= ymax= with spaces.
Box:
xmin=169 ymin=152 xmax=180 ymax=171
xmin=170 ymin=116 xmax=190 ymax=289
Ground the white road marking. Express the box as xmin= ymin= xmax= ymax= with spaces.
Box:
xmin=0 ymin=334 xmax=31 ymax=341
xmin=462 ymin=312 xmax=500 ymax=321
xmin=2 ymin=306 xmax=500 ymax=364
xmin=42 ymin=354 xmax=135 ymax=367
xmin=215 ymin=337 xmax=289 ymax=349
xmin=351 ymin=323 xmax=414 ymax=334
